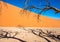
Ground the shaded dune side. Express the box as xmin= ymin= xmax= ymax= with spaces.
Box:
xmin=0 ymin=2 xmax=60 ymax=28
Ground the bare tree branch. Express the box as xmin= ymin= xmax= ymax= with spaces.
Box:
xmin=39 ymin=0 xmax=60 ymax=14
xmin=0 ymin=30 xmax=26 ymax=42
xmin=31 ymin=29 xmax=51 ymax=42
xmin=28 ymin=29 xmax=60 ymax=42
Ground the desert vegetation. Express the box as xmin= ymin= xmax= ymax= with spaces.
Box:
xmin=0 ymin=0 xmax=60 ymax=20
xmin=21 ymin=0 xmax=60 ymax=20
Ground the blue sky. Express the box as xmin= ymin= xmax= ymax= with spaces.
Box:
xmin=3 ymin=0 xmax=60 ymax=19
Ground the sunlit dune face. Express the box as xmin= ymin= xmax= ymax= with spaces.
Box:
xmin=0 ymin=2 xmax=60 ymax=28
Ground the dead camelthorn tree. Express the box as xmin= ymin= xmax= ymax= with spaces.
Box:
xmin=46 ymin=30 xmax=60 ymax=42
xmin=0 ymin=29 xmax=26 ymax=42
xmin=20 ymin=0 xmax=30 ymax=15
xmin=31 ymin=29 xmax=51 ymax=42
xmin=20 ymin=0 xmax=41 ymax=20
xmin=25 ymin=29 xmax=60 ymax=42
xmin=0 ymin=0 xmax=60 ymax=20
xmin=38 ymin=0 xmax=60 ymax=14
xmin=21 ymin=0 xmax=60 ymax=20
xmin=16 ymin=28 xmax=60 ymax=42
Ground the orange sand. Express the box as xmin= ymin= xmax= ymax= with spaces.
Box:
xmin=0 ymin=2 xmax=60 ymax=28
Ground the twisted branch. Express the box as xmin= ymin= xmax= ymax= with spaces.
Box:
xmin=0 ymin=30 xmax=26 ymax=42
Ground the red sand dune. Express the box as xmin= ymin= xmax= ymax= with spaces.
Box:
xmin=0 ymin=2 xmax=60 ymax=28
